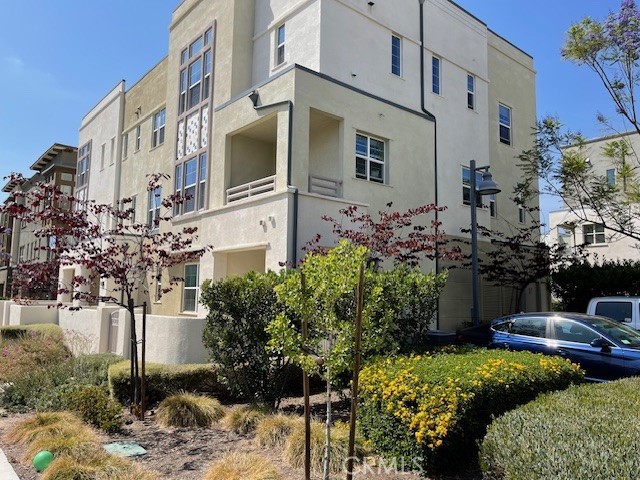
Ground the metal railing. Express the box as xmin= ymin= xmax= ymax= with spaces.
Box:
xmin=226 ymin=175 xmax=276 ymax=203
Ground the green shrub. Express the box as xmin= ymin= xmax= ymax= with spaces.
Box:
xmin=201 ymin=271 xmax=293 ymax=406
xmin=0 ymin=324 xmax=64 ymax=342
xmin=108 ymin=361 xmax=223 ymax=405
xmin=156 ymin=393 xmax=225 ymax=428
xmin=72 ymin=353 xmax=124 ymax=387
xmin=359 ymin=349 xmax=584 ymax=473
xmin=64 ymin=385 xmax=123 ymax=433
xmin=480 ymin=377 xmax=640 ymax=479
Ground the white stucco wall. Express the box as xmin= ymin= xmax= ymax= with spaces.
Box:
xmin=8 ymin=304 xmax=58 ymax=326
xmin=58 ymin=306 xmax=115 ymax=354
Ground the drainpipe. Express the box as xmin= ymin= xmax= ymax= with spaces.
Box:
xmin=418 ymin=0 xmax=441 ymax=329
xmin=249 ymin=93 xmax=297 ymax=266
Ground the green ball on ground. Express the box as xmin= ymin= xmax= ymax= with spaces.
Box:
xmin=33 ymin=450 xmax=54 ymax=472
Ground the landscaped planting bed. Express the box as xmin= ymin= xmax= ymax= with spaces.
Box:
xmin=358 ymin=348 xmax=585 ymax=473
xmin=480 ymin=377 xmax=640 ymax=480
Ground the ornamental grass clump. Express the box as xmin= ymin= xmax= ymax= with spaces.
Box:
xmin=359 ymin=349 xmax=584 ymax=473
xmin=202 ymin=452 xmax=282 ymax=480
xmin=480 ymin=377 xmax=640 ymax=480
xmin=222 ymin=405 xmax=267 ymax=434
xmin=155 ymin=392 xmax=225 ymax=427
xmin=255 ymin=413 xmax=303 ymax=448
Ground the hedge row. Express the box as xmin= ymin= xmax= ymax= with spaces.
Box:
xmin=0 ymin=323 xmax=63 ymax=341
xmin=480 ymin=377 xmax=640 ymax=479
xmin=358 ymin=349 xmax=584 ymax=473
xmin=108 ymin=361 xmax=225 ymax=405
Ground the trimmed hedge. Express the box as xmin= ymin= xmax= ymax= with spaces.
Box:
xmin=0 ymin=323 xmax=63 ymax=341
xmin=359 ymin=349 xmax=584 ymax=473
xmin=108 ymin=361 xmax=224 ymax=405
xmin=480 ymin=377 xmax=640 ymax=479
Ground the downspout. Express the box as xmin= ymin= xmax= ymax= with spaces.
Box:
xmin=418 ymin=0 xmax=440 ymax=329
xmin=251 ymin=96 xmax=297 ymax=266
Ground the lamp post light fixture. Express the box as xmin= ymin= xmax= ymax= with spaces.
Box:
xmin=469 ymin=159 xmax=501 ymax=326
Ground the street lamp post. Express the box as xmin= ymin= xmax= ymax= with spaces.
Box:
xmin=470 ymin=159 xmax=501 ymax=326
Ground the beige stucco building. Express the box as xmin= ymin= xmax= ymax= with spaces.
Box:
xmin=3 ymin=0 xmax=544 ymax=362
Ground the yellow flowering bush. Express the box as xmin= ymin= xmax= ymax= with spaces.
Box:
xmin=359 ymin=348 xmax=584 ymax=473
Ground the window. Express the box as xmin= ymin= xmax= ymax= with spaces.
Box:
xmin=391 ymin=35 xmax=401 ymax=76
xmin=607 ymin=168 xmax=616 ymax=186
xmin=489 ymin=194 xmax=497 ymax=217
xmin=100 ymin=143 xmax=106 ymax=170
xmin=188 ymin=58 xmax=202 ymax=109
xmin=122 ymin=133 xmax=128 ymax=159
xmin=178 ymin=28 xmax=212 ymax=116
xmin=61 ymin=172 xmax=73 ymax=182
xmin=135 ymin=125 xmax=141 ymax=151
xmin=77 ymin=142 xmax=91 ymax=188
xmin=183 ymin=264 xmax=199 ymax=312
xmin=595 ymin=301 xmax=633 ymax=323
xmin=518 ymin=205 xmax=526 ymax=223
xmin=152 ymin=108 xmax=166 ymax=148
xmin=583 ymin=223 xmax=605 ymax=245
xmin=355 ymin=133 xmax=385 ymax=183
xmin=554 ymin=319 xmax=598 ymax=344
xmin=155 ymin=268 xmax=163 ymax=302
xmin=175 ymin=155 xmax=207 ymax=215
xmin=129 ymin=196 xmax=137 ymax=224
xmin=462 ymin=167 xmax=482 ymax=206
xmin=499 ymin=103 xmax=512 ymax=145
xmin=432 ymin=56 xmax=441 ymax=95
xmin=110 ymin=137 xmax=115 ymax=165
xmin=276 ymin=24 xmax=285 ymax=66
xmin=148 ymin=187 xmax=161 ymax=229
xmin=467 ymin=74 xmax=475 ymax=110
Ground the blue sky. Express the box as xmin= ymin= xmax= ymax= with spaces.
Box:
xmin=0 ymin=0 xmax=626 ymax=226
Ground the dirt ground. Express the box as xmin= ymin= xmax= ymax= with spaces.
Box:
xmin=0 ymin=393 xmax=481 ymax=480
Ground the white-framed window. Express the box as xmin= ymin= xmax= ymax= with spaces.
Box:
xmin=175 ymin=154 xmax=207 ymax=215
xmin=499 ymin=103 xmax=512 ymax=145
xmin=583 ymin=223 xmax=605 ymax=245
xmin=489 ymin=194 xmax=497 ymax=217
xmin=135 ymin=125 xmax=141 ymax=151
xmin=182 ymin=263 xmax=200 ymax=312
xmin=391 ymin=35 xmax=401 ymax=76
xmin=77 ymin=141 xmax=91 ymax=188
xmin=276 ymin=24 xmax=286 ymax=66
xmin=355 ymin=133 xmax=385 ymax=184
xmin=122 ymin=133 xmax=128 ymax=159
xmin=152 ymin=108 xmax=166 ymax=148
xmin=178 ymin=28 xmax=212 ymax=115
xmin=432 ymin=56 xmax=441 ymax=95
xmin=462 ymin=167 xmax=482 ymax=206
xmin=148 ymin=187 xmax=162 ymax=229
xmin=467 ymin=74 xmax=475 ymax=110
xmin=518 ymin=205 xmax=526 ymax=223
xmin=607 ymin=168 xmax=616 ymax=186
xmin=155 ymin=268 xmax=163 ymax=302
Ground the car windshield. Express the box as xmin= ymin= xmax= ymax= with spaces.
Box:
xmin=585 ymin=316 xmax=640 ymax=348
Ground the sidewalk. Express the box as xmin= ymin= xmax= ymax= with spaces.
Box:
xmin=0 ymin=447 xmax=20 ymax=479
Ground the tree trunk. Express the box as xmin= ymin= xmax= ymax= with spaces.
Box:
xmin=323 ymin=372 xmax=332 ymax=480
xmin=128 ymin=300 xmax=141 ymax=416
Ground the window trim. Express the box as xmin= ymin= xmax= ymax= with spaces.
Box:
xmin=182 ymin=263 xmax=200 ymax=313
xmin=391 ymin=34 xmax=402 ymax=76
xmin=148 ymin=186 xmax=162 ymax=230
xmin=276 ymin=24 xmax=286 ymax=66
xmin=355 ymin=133 xmax=386 ymax=184
xmin=489 ymin=194 xmax=497 ymax=218
xmin=432 ymin=56 xmax=441 ymax=95
xmin=499 ymin=103 xmax=512 ymax=145
xmin=152 ymin=108 xmax=166 ymax=148
xmin=77 ymin=141 xmax=91 ymax=191
xmin=135 ymin=125 xmax=141 ymax=152
xmin=606 ymin=168 xmax=616 ymax=186
xmin=518 ymin=205 xmax=526 ymax=224
xmin=467 ymin=74 xmax=475 ymax=110
xmin=583 ymin=223 xmax=606 ymax=245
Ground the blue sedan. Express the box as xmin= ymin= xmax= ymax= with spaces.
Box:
xmin=456 ymin=313 xmax=640 ymax=381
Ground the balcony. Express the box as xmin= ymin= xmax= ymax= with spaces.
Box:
xmin=226 ymin=175 xmax=276 ymax=203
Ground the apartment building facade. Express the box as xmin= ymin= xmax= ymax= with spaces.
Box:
xmin=548 ymin=132 xmax=640 ymax=263
xmin=26 ymin=0 xmax=542 ymax=361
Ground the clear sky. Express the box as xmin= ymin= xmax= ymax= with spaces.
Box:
xmin=0 ymin=0 xmax=626 ymax=226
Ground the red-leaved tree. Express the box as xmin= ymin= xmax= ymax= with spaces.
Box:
xmin=1 ymin=172 xmax=212 ymax=416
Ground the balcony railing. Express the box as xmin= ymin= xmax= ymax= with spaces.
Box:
xmin=226 ymin=175 xmax=276 ymax=203
xmin=308 ymin=175 xmax=342 ymax=198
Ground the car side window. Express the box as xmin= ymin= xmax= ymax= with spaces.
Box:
xmin=509 ymin=317 xmax=546 ymax=338
xmin=595 ymin=301 xmax=632 ymax=323
xmin=554 ymin=319 xmax=599 ymax=344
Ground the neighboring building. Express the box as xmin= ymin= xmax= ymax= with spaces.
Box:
xmin=3 ymin=0 xmax=542 ymax=359
xmin=548 ymin=132 xmax=640 ymax=263
xmin=1 ymin=144 xmax=77 ymax=299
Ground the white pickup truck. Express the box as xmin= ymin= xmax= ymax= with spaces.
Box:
xmin=587 ymin=297 xmax=640 ymax=330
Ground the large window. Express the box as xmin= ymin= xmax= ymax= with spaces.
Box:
xmin=356 ymin=133 xmax=385 ymax=183
xmin=432 ymin=56 xmax=441 ymax=95
xmin=183 ymin=264 xmax=199 ymax=312
xmin=148 ymin=186 xmax=162 ymax=229
xmin=462 ymin=167 xmax=482 ymax=206
xmin=391 ymin=35 xmax=401 ymax=76
xmin=152 ymin=108 xmax=166 ymax=148
xmin=276 ymin=24 xmax=286 ymax=66
xmin=174 ymin=154 xmax=207 ymax=215
xmin=583 ymin=223 xmax=605 ymax=245
xmin=467 ymin=74 xmax=475 ymax=110
xmin=179 ymin=28 xmax=213 ymax=116
xmin=499 ymin=103 xmax=512 ymax=145
xmin=77 ymin=142 xmax=91 ymax=188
